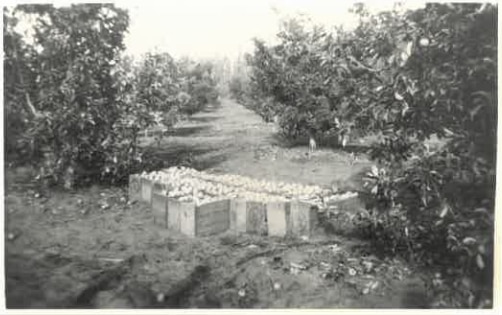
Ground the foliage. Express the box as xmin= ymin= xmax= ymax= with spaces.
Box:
xmin=241 ymin=3 xmax=496 ymax=308
xmin=4 ymin=4 xmax=221 ymax=187
xmin=358 ymin=3 xmax=496 ymax=308
xmin=243 ymin=18 xmax=359 ymax=139
xmin=228 ymin=76 xmax=247 ymax=102
xmin=4 ymin=8 xmax=33 ymax=163
xmin=134 ymin=52 xmax=180 ymax=113
xmin=103 ymin=54 xmax=168 ymax=183
xmin=177 ymin=58 xmax=220 ymax=115
xmin=4 ymin=4 xmax=136 ymax=187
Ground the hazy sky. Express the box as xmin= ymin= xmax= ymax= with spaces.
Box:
xmin=6 ymin=0 xmax=426 ymax=60
xmin=117 ymin=0 xmax=425 ymax=60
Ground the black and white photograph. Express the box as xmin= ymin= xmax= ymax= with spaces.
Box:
xmin=2 ymin=0 xmax=499 ymax=311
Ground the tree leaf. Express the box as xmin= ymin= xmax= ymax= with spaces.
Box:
xmin=439 ymin=205 xmax=448 ymax=218
xmin=462 ymin=237 xmax=476 ymax=245
xmin=371 ymin=165 xmax=379 ymax=176
xmin=371 ymin=185 xmax=378 ymax=195
xmin=476 ymin=254 xmax=485 ymax=270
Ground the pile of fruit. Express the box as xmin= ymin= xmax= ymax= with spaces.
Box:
xmin=140 ymin=166 xmax=357 ymax=207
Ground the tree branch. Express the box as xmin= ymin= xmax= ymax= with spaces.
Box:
xmin=12 ymin=46 xmax=44 ymax=119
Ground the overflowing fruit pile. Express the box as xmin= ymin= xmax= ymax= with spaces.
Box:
xmin=140 ymin=166 xmax=357 ymax=207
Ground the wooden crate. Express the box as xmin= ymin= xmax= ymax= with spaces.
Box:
xmin=246 ymin=201 xmax=268 ymax=236
xmin=167 ymin=198 xmax=191 ymax=235
xmin=196 ymin=199 xmax=231 ymax=236
xmin=289 ymin=200 xmax=318 ymax=236
xmin=129 ymin=172 xmax=321 ymax=238
xmin=167 ymin=198 xmax=231 ymax=237
xmin=266 ymin=201 xmax=291 ymax=237
xmin=229 ymin=199 xmax=247 ymax=233
xmin=229 ymin=200 xmax=316 ymax=237
xmin=151 ymin=192 xmax=168 ymax=228
xmin=141 ymin=178 xmax=153 ymax=204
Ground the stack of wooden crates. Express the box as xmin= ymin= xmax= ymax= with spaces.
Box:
xmin=129 ymin=174 xmax=318 ymax=237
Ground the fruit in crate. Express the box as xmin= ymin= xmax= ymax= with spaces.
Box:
xmin=138 ymin=166 xmax=353 ymax=207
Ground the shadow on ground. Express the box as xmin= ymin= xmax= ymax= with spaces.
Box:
xmin=269 ymin=133 xmax=372 ymax=153
xmin=166 ymin=125 xmax=211 ymax=137
xmin=188 ymin=116 xmax=222 ymax=124
xmin=143 ymin=143 xmax=230 ymax=171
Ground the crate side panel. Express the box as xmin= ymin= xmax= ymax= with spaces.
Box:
xmin=290 ymin=200 xmax=317 ymax=236
xmin=246 ymin=201 xmax=267 ymax=235
xmin=141 ymin=178 xmax=153 ymax=204
xmin=151 ymin=193 xmax=168 ymax=228
xmin=167 ymin=198 xmax=182 ymax=232
xmin=196 ymin=199 xmax=230 ymax=236
xmin=229 ymin=199 xmax=247 ymax=233
xmin=285 ymin=202 xmax=293 ymax=236
xmin=180 ymin=202 xmax=196 ymax=237
xmin=266 ymin=201 xmax=287 ymax=237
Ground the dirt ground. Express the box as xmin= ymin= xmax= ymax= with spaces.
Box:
xmin=4 ymin=99 xmax=431 ymax=308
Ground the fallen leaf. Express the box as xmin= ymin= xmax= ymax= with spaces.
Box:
xmin=290 ymin=262 xmax=307 ymax=270
xmin=290 ymin=267 xmax=300 ymax=275
xmin=439 ymin=205 xmax=448 ymax=218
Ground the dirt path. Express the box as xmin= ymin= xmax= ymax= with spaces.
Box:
xmin=149 ymin=98 xmax=372 ymax=190
xmin=5 ymin=99 xmax=430 ymax=309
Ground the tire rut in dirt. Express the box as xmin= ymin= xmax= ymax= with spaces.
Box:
xmin=158 ymin=265 xmax=211 ymax=308
xmin=73 ymin=255 xmax=140 ymax=308
xmin=6 ymin=251 xmax=139 ymax=308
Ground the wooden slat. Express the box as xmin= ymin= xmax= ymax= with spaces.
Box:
xmin=195 ymin=199 xmax=231 ymax=236
xmin=151 ymin=193 xmax=168 ymax=228
xmin=141 ymin=178 xmax=153 ymax=204
xmin=246 ymin=201 xmax=267 ymax=236
xmin=266 ymin=201 xmax=288 ymax=237
xmin=290 ymin=200 xmax=318 ymax=236
xmin=229 ymin=199 xmax=247 ymax=233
